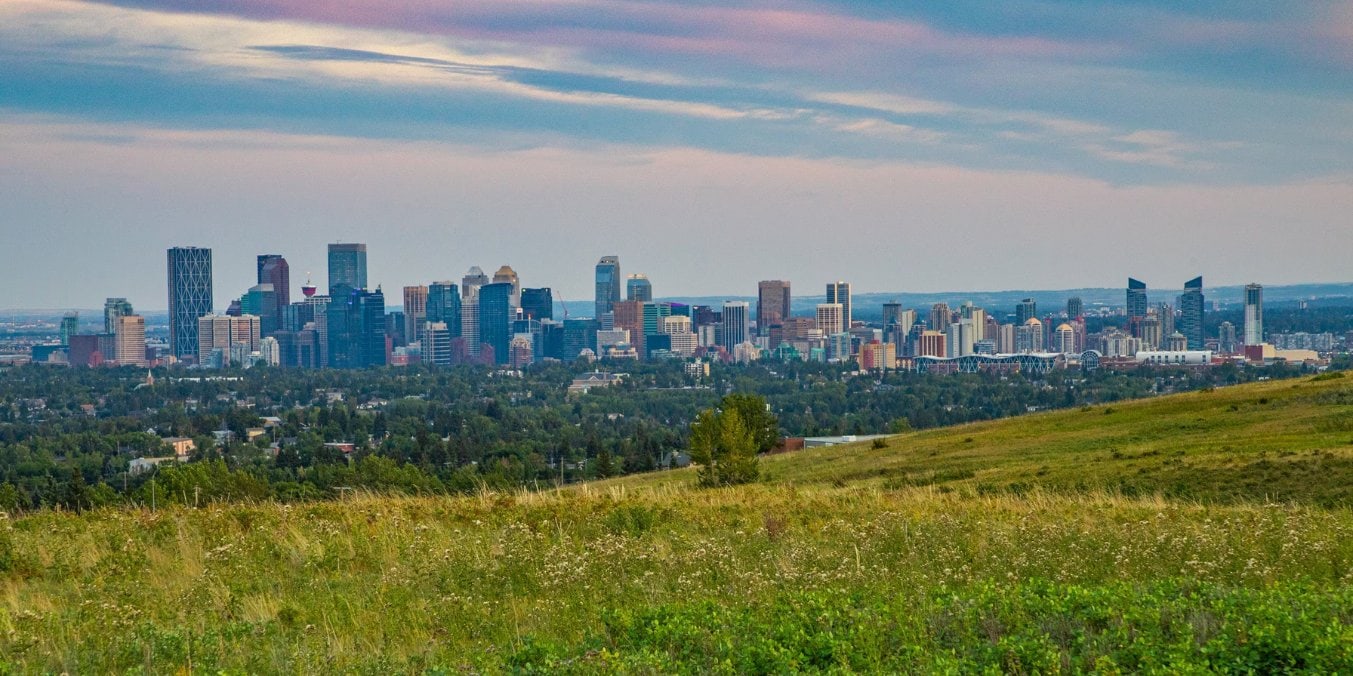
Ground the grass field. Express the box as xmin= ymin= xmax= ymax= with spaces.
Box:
xmin=2 ymin=374 xmax=1351 ymax=672
xmin=606 ymin=373 xmax=1353 ymax=506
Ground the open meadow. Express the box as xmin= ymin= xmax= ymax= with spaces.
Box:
xmin=2 ymin=374 xmax=1351 ymax=672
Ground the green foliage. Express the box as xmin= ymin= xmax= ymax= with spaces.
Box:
xmin=0 ymin=483 xmax=23 ymax=513
xmin=132 ymin=459 xmax=270 ymax=506
xmin=690 ymin=402 xmax=761 ymax=487
xmin=553 ymin=581 xmax=1353 ymax=672
xmin=3 ymin=487 xmax=1351 ymax=672
xmin=0 ymin=357 xmax=1313 ymax=510
xmin=58 ymin=467 xmax=92 ymax=513
xmin=594 ymin=447 xmax=617 ymax=479
xmin=720 ymin=392 xmax=780 ymax=453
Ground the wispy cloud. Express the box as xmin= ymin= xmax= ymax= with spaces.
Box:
xmin=1 ymin=0 xmax=1349 ymax=186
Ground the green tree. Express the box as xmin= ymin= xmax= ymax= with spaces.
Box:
xmin=689 ymin=406 xmax=760 ymax=487
xmin=59 ymin=467 xmax=93 ymax=513
xmin=721 ymin=393 xmax=780 ymax=453
xmin=0 ymin=483 xmax=25 ymax=514
xmin=888 ymin=417 xmax=913 ymax=434
xmin=595 ymin=447 xmax=617 ymax=479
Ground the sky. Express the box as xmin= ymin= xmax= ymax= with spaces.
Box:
xmin=1 ymin=0 xmax=1351 ymax=310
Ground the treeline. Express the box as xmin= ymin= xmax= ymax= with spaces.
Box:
xmin=0 ymin=358 xmax=1312 ymax=512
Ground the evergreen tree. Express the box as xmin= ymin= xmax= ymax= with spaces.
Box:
xmin=595 ymin=447 xmax=617 ymax=479
xmin=60 ymin=467 xmax=92 ymax=513
xmin=688 ymin=405 xmax=760 ymax=487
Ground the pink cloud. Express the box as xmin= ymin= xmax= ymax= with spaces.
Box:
xmin=89 ymin=0 xmax=1112 ymax=69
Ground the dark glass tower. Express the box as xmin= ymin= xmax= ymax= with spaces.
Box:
xmin=327 ymin=243 xmax=367 ymax=294
xmin=478 ymin=283 xmax=513 ymax=364
xmin=521 ymin=287 xmax=553 ymax=321
xmin=1126 ymin=278 xmax=1148 ymax=319
xmin=562 ymin=318 xmax=599 ymax=361
xmin=1179 ymin=276 xmax=1205 ymax=350
xmin=327 ymin=285 xmax=386 ymax=368
xmin=104 ymin=298 xmax=133 ymax=334
xmin=167 ymin=246 xmax=213 ymax=360
xmin=595 ymin=256 xmax=620 ymax=319
xmin=358 ymin=287 xmax=386 ymax=367
xmin=626 ymin=275 xmax=652 ymax=302
xmin=326 ymin=284 xmax=357 ymax=368
xmin=1015 ymin=298 xmax=1037 ymax=325
xmin=426 ymin=282 xmax=462 ymax=338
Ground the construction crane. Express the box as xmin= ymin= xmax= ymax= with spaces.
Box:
xmin=552 ymin=288 xmax=571 ymax=320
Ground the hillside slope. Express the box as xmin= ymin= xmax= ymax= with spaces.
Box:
xmin=1 ymin=375 xmax=1350 ymax=672
xmin=609 ymin=374 xmax=1353 ymax=505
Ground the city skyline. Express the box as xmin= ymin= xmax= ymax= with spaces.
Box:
xmin=2 ymin=1 xmax=1352 ymax=308
xmin=13 ymin=242 xmax=1340 ymax=371
xmin=0 ymin=238 xmax=1339 ymax=314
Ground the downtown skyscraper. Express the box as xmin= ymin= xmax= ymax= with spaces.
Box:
xmin=626 ymin=274 xmax=652 ymax=302
xmin=1244 ymin=283 xmax=1263 ymax=345
xmin=479 ymin=282 xmax=513 ymax=364
xmin=757 ymin=280 xmax=791 ymax=335
xmin=721 ymin=301 xmax=750 ymax=347
xmin=595 ymin=256 xmax=621 ymax=321
xmin=103 ymin=297 xmax=133 ymax=334
xmin=520 ymin=288 xmax=553 ymax=321
xmin=825 ymin=281 xmax=851 ymax=328
xmin=1126 ymin=278 xmax=1149 ymax=337
xmin=1179 ymin=276 xmax=1205 ymax=350
xmin=167 ymin=246 xmax=213 ymax=361
xmin=257 ymin=254 xmax=291 ymax=318
xmin=327 ymin=243 xmax=367 ymax=293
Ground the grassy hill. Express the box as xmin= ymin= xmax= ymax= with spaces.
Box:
xmin=1 ymin=375 xmax=1351 ymax=672
xmin=607 ymin=373 xmax=1353 ymax=505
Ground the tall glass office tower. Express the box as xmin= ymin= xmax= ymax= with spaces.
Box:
xmin=167 ymin=246 xmax=213 ymax=360
xmin=1179 ymin=276 xmax=1205 ymax=350
xmin=595 ymin=256 xmax=621 ymax=320
xmin=327 ymin=243 xmax=367 ymax=293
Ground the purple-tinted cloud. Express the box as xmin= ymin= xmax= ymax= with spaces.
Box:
xmin=90 ymin=0 xmax=1114 ymax=72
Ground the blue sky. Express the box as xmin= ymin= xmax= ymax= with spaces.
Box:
xmin=1 ymin=0 xmax=1350 ymax=309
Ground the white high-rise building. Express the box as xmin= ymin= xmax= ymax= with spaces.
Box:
xmin=815 ymin=303 xmax=844 ymax=336
xmin=1244 ymin=283 xmax=1263 ymax=345
xmin=660 ymin=315 xmax=691 ymax=334
xmin=721 ymin=301 xmax=750 ymax=347
xmin=945 ymin=319 xmax=975 ymax=357
xmin=259 ymin=336 xmax=281 ymax=366
xmin=1016 ymin=318 xmax=1043 ymax=353
xmin=462 ymin=301 xmax=480 ymax=357
xmin=668 ymin=332 xmax=697 ymax=357
xmin=423 ymin=322 xmax=453 ymax=366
